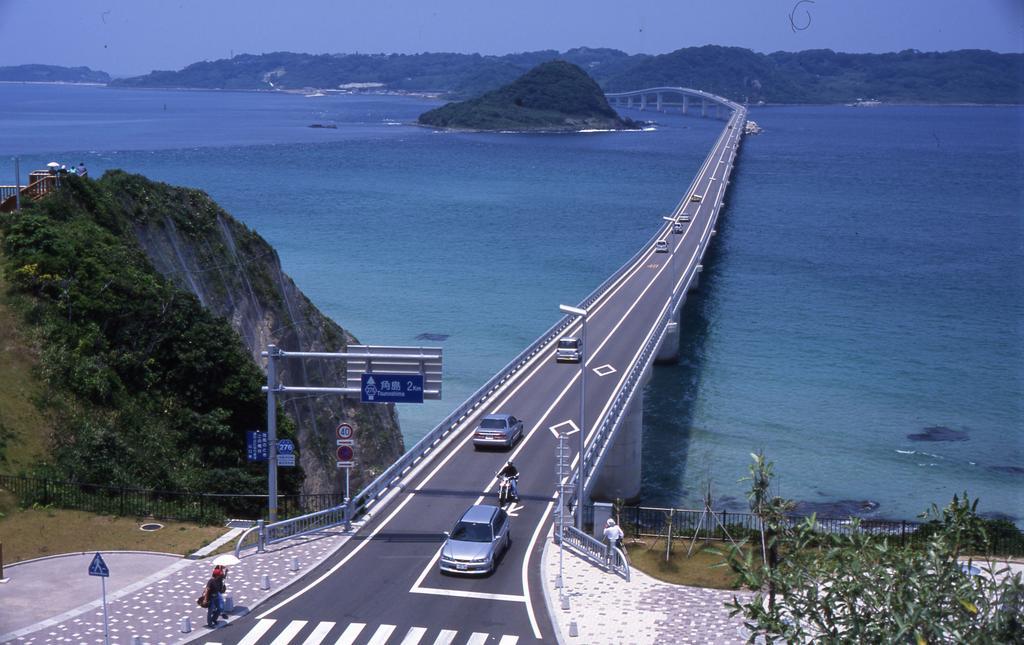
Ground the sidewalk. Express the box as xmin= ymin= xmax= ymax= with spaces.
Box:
xmin=0 ymin=525 xmax=356 ymax=644
xmin=540 ymin=534 xmax=752 ymax=644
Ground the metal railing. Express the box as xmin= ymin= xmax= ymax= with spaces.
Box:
xmin=234 ymin=503 xmax=351 ymax=557
xmin=558 ymin=523 xmax=630 ymax=580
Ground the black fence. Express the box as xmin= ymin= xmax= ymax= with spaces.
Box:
xmin=0 ymin=475 xmax=342 ymax=525
xmin=590 ymin=505 xmax=1024 ymax=557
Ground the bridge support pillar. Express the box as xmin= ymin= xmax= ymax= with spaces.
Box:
xmin=682 ymin=96 xmax=688 ymax=115
xmin=656 ymin=93 xmax=663 ymax=112
xmin=655 ymin=305 xmax=682 ymax=363
xmin=639 ymin=94 xmax=647 ymax=111
xmin=627 ymin=96 xmax=634 ymax=109
xmin=701 ymin=99 xmax=707 ymax=118
xmin=590 ymin=371 xmax=645 ymax=504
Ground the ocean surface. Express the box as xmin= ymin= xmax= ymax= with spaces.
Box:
xmin=2 ymin=84 xmax=1021 ymax=524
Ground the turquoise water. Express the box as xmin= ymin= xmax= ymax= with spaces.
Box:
xmin=2 ymin=85 xmax=1021 ymax=524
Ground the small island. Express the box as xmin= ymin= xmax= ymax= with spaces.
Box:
xmin=417 ymin=60 xmax=640 ymax=132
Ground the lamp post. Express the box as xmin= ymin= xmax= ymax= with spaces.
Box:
xmin=662 ymin=216 xmax=679 ymax=297
xmin=559 ymin=304 xmax=588 ymax=530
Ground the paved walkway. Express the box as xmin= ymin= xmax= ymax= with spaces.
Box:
xmin=540 ymin=536 xmax=752 ymax=644
xmin=1 ymin=521 xmax=754 ymax=645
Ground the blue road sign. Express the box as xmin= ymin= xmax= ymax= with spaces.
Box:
xmin=361 ymin=373 xmax=424 ymax=404
xmin=277 ymin=439 xmax=296 ymax=466
xmin=89 ymin=552 xmax=110 ymax=577
xmin=246 ymin=431 xmax=268 ymax=462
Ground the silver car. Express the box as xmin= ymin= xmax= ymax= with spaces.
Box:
xmin=472 ymin=413 xmax=524 ymax=449
xmin=439 ymin=504 xmax=511 ymax=575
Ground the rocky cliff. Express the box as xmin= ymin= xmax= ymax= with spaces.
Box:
xmin=105 ymin=171 xmax=404 ymax=496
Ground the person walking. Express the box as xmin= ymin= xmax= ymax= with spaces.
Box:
xmin=204 ymin=566 xmax=227 ymax=627
xmin=603 ymin=518 xmax=625 ymax=563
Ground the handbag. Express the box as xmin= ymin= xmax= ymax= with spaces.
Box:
xmin=197 ymin=588 xmax=210 ymax=608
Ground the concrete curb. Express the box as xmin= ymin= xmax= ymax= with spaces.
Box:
xmin=539 ymin=527 xmax=567 ymax=645
xmin=4 ymin=549 xmax=183 ymax=569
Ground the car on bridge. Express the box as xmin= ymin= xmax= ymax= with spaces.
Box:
xmin=655 ymin=239 xmax=669 ymax=253
xmin=439 ymin=504 xmax=511 ymax=575
xmin=672 ymin=221 xmax=684 ymax=234
xmin=472 ymin=413 xmax=524 ymax=449
xmin=690 ymin=193 xmax=702 ymax=202
xmin=555 ymin=336 xmax=582 ymax=362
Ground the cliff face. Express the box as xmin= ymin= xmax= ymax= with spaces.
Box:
xmin=104 ymin=171 xmax=404 ymax=496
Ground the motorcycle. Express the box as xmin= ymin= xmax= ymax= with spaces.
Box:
xmin=497 ymin=474 xmax=519 ymax=506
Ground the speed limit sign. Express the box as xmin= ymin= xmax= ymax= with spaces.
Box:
xmin=336 ymin=423 xmax=354 ymax=440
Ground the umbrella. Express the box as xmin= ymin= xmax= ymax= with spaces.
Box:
xmin=212 ymin=554 xmax=241 ymax=567
xmin=47 ymin=161 xmax=60 ymax=168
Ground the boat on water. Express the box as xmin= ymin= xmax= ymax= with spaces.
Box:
xmin=846 ymin=98 xmax=882 ymax=107
xmin=744 ymin=120 xmax=763 ymax=135
xmin=305 ymin=91 xmax=326 ymax=98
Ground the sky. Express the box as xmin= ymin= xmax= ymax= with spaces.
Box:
xmin=0 ymin=0 xmax=1021 ymax=77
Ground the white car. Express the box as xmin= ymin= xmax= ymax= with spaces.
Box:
xmin=672 ymin=222 xmax=684 ymax=234
xmin=655 ymin=240 xmax=669 ymax=253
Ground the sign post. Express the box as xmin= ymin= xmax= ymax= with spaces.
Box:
xmin=336 ymin=423 xmax=355 ymax=531
xmin=88 ymin=552 xmax=110 ymax=645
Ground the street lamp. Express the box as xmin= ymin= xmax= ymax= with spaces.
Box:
xmin=662 ymin=216 xmax=679 ymax=296
xmin=559 ymin=303 xmax=588 ymax=530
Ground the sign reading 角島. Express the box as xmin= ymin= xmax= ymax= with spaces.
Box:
xmin=361 ymin=373 xmax=424 ymax=404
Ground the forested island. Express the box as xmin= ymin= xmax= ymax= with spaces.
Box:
xmin=107 ymin=46 xmax=1023 ymax=104
xmin=418 ymin=61 xmax=639 ymax=131
xmin=0 ymin=64 xmax=111 ymax=84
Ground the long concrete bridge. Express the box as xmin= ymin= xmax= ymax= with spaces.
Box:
xmin=224 ymin=89 xmax=747 ymax=644
xmin=606 ymin=86 xmax=736 ymax=120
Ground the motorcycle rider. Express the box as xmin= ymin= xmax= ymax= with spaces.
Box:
xmin=497 ymin=460 xmax=519 ymax=502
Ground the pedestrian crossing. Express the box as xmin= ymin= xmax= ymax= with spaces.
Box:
xmin=212 ymin=619 xmax=522 ymax=645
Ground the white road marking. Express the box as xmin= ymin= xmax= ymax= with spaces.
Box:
xmin=548 ymin=420 xmax=579 ymax=437
xmin=237 ymin=619 xmax=276 ymax=645
xmin=399 ymin=626 xmax=427 ymax=645
xmin=466 ymin=633 xmax=489 ymax=645
xmin=410 ymin=586 xmax=527 ymax=602
xmin=431 ymin=630 xmax=457 ymax=645
xmin=333 ymin=623 xmax=365 ymax=645
xmin=505 ymin=502 xmax=525 ymax=517
xmin=498 ymin=636 xmax=520 ymax=645
xmin=366 ymin=624 xmax=396 ymax=645
xmin=270 ymin=620 xmax=307 ymax=645
xmin=301 ymin=621 xmax=335 ymax=645
xmin=592 ymin=364 xmax=616 ymax=376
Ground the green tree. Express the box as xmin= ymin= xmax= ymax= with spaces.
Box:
xmin=723 ymin=491 xmax=1024 ymax=643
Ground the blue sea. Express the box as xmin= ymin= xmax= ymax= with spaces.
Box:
xmin=2 ymin=84 xmax=1021 ymax=524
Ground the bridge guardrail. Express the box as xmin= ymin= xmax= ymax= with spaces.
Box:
xmin=283 ymin=93 xmax=743 ymax=534
xmin=558 ymin=524 xmax=630 ymax=580
xmin=572 ymin=106 xmax=746 ymax=503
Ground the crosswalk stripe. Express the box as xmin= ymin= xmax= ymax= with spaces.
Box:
xmin=238 ymin=619 xmax=277 ymax=645
xmin=366 ymin=624 xmax=396 ymax=645
xmin=466 ymin=633 xmax=488 ymax=645
xmin=399 ymin=626 xmax=427 ymax=644
xmin=497 ymin=636 xmax=519 ymax=645
xmin=270 ymin=620 xmax=308 ymax=645
xmin=431 ymin=629 xmax=457 ymax=645
xmin=334 ymin=623 xmax=366 ymax=645
xmin=302 ymin=621 xmax=336 ymax=645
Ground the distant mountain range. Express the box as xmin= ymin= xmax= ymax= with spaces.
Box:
xmin=6 ymin=46 xmax=1022 ymax=104
xmin=0 ymin=64 xmax=110 ymax=84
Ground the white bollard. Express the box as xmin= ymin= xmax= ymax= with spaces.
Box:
xmin=261 ymin=573 xmax=270 ymax=590
xmin=569 ymin=620 xmax=578 ymax=637
xmin=180 ymin=617 xmax=192 ymax=633
xmin=223 ymin=594 xmax=234 ymax=612
xmin=290 ymin=557 xmax=299 ymax=572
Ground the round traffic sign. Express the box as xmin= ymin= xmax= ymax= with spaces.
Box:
xmin=336 ymin=423 xmax=354 ymax=440
xmin=336 ymin=445 xmax=354 ymax=461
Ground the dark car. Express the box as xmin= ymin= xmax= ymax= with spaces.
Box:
xmin=439 ymin=504 xmax=511 ymax=575
xmin=472 ymin=413 xmax=524 ymax=449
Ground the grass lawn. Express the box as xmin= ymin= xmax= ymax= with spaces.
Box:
xmin=0 ymin=489 xmax=229 ymax=565
xmin=626 ymin=536 xmax=760 ymax=589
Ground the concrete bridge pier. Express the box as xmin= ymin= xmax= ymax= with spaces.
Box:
xmin=627 ymin=96 xmax=634 ymax=109
xmin=655 ymin=302 xmax=683 ymax=364
xmin=590 ymin=366 xmax=646 ymax=504
xmin=656 ymin=93 xmax=663 ymax=112
xmin=639 ymin=94 xmax=647 ymax=111
xmin=682 ymin=95 xmax=688 ymax=115
xmin=701 ymin=98 xmax=707 ymax=118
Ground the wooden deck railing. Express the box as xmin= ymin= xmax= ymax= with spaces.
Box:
xmin=0 ymin=174 xmax=59 ymax=213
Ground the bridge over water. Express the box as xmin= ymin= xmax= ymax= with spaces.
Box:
xmin=227 ymin=88 xmax=747 ymax=644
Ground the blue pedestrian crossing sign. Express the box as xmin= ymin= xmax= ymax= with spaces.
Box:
xmin=88 ymin=552 xmax=110 ymax=577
